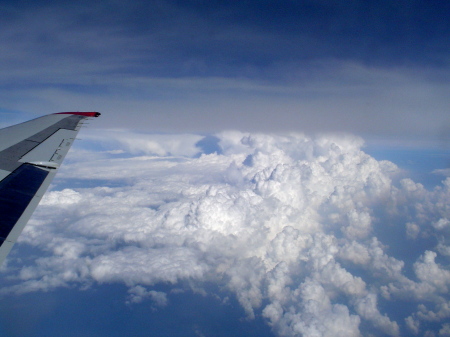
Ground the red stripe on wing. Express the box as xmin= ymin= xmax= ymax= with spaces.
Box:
xmin=55 ymin=112 xmax=101 ymax=117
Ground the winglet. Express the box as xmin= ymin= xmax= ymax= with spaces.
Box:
xmin=55 ymin=112 xmax=101 ymax=117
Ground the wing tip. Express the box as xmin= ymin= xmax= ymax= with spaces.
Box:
xmin=55 ymin=112 xmax=101 ymax=117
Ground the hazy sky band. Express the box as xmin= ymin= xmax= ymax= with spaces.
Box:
xmin=0 ymin=0 xmax=449 ymax=143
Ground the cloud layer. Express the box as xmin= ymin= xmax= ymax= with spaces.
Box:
xmin=1 ymin=1 xmax=449 ymax=142
xmin=2 ymin=130 xmax=449 ymax=336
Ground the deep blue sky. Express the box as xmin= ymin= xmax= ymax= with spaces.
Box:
xmin=2 ymin=0 xmax=448 ymax=73
xmin=0 ymin=283 xmax=274 ymax=337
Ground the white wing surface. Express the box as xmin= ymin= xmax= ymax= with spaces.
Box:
xmin=0 ymin=112 xmax=101 ymax=265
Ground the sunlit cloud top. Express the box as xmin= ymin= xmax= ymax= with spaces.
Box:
xmin=1 ymin=130 xmax=449 ymax=336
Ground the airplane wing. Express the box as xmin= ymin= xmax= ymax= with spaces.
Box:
xmin=0 ymin=112 xmax=101 ymax=266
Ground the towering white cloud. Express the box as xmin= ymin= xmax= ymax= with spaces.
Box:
xmin=1 ymin=131 xmax=449 ymax=337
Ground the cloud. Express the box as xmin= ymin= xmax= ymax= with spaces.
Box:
xmin=354 ymin=293 xmax=400 ymax=336
xmin=1 ymin=1 xmax=449 ymax=142
xmin=433 ymin=169 xmax=450 ymax=177
xmin=440 ymin=324 xmax=450 ymax=337
xmin=414 ymin=251 xmax=450 ymax=294
xmin=126 ymin=285 xmax=168 ymax=307
xmin=406 ymin=222 xmax=420 ymax=239
xmin=433 ymin=218 xmax=450 ymax=231
xmin=83 ymin=129 xmax=204 ymax=157
xmin=267 ymin=278 xmax=362 ymax=337
xmin=1 ymin=130 xmax=450 ymax=336
xmin=405 ymin=315 xmax=420 ymax=335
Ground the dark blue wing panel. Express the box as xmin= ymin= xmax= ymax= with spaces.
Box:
xmin=0 ymin=164 xmax=49 ymax=245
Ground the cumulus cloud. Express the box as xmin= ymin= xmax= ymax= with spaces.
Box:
xmin=433 ymin=169 xmax=450 ymax=177
xmin=406 ymin=222 xmax=420 ymax=240
xmin=433 ymin=218 xmax=450 ymax=231
xmin=405 ymin=315 xmax=420 ymax=335
xmin=414 ymin=251 xmax=450 ymax=293
xmin=83 ymin=129 xmax=204 ymax=157
xmin=1 ymin=130 xmax=449 ymax=337
xmin=126 ymin=286 xmax=168 ymax=307
xmin=440 ymin=324 xmax=450 ymax=337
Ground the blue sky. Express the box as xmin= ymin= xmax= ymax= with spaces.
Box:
xmin=0 ymin=0 xmax=449 ymax=141
xmin=1 ymin=1 xmax=450 ymax=337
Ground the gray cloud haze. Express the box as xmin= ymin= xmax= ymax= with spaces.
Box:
xmin=0 ymin=0 xmax=449 ymax=144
